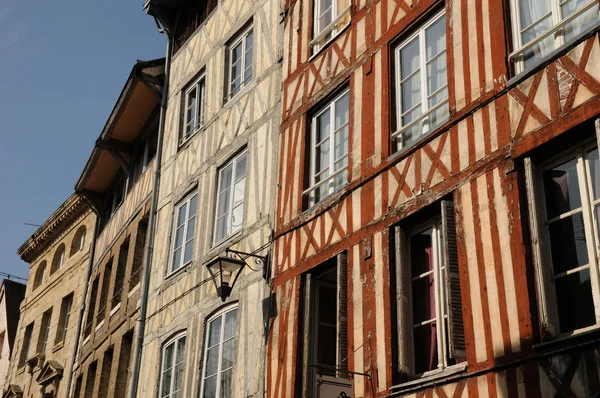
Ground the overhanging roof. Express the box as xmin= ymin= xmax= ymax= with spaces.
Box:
xmin=75 ymin=58 xmax=165 ymax=195
xmin=144 ymin=0 xmax=186 ymax=36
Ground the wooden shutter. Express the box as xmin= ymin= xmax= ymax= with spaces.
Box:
xmin=337 ymin=252 xmax=349 ymax=376
xmin=524 ymin=157 xmax=558 ymax=338
xmin=395 ymin=227 xmax=412 ymax=376
xmin=441 ymin=200 xmax=466 ymax=359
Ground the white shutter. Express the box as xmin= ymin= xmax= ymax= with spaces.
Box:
xmin=395 ymin=226 xmax=412 ymax=376
xmin=524 ymin=157 xmax=558 ymax=338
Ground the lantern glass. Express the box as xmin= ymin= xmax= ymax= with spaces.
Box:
xmin=206 ymin=256 xmax=246 ymax=301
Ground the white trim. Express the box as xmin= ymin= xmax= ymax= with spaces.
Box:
xmin=109 ymin=302 xmax=121 ymax=317
xmin=200 ymin=304 xmax=238 ymax=398
xmin=94 ymin=320 xmax=104 ymax=332
xmin=128 ymin=282 xmax=141 ymax=298
xmin=393 ymin=10 xmax=448 ymax=152
xmin=158 ymin=332 xmax=187 ymax=398
xmin=509 ymin=0 xmax=600 ymax=73
xmin=180 ymin=73 xmax=206 ymax=145
xmin=310 ymin=4 xmax=351 ymax=54
xmin=212 ymin=150 xmax=248 ymax=245
xmin=226 ymin=25 xmax=253 ymax=102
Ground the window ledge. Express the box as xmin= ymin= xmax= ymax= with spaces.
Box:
xmin=391 ymin=363 xmax=467 ymax=392
xmin=507 ymin=21 xmax=600 ymax=88
xmin=128 ymin=283 xmax=141 ymax=298
xmin=95 ymin=320 xmax=105 ymax=332
xmin=52 ymin=341 xmax=64 ymax=353
xmin=110 ymin=303 xmax=121 ymax=317
xmin=165 ymin=262 xmax=191 ymax=282
xmin=178 ymin=129 xmax=201 ymax=151
xmin=533 ymin=324 xmax=600 ymax=351
xmin=210 ymin=230 xmax=244 ymax=253
xmin=300 ymin=184 xmax=348 ymax=219
xmin=224 ymin=81 xmax=255 ymax=107
xmin=309 ymin=22 xmax=351 ymax=62
xmin=82 ymin=335 xmax=90 ymax=346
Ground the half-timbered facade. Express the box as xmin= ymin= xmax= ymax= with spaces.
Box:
xmin=70 ymin=59 xmax=165 ymax=398
xmin=139 ymin=0 xmax=283 ymax=397
xmin=270 ymin=0 xmax=600 ymax=396
xmin=4 ymin=194 xmax=94 ymax=398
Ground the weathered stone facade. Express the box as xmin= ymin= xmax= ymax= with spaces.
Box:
xmin=0 ymin=280 xmax=26 ymax=388
xmin=4 ymin=194 xmax=94 ymax=398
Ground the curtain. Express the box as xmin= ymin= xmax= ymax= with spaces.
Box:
xmin=520 ymin=0 xmax=554 ymax=63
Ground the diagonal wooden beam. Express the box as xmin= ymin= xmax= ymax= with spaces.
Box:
xmin=95 ymin=138 xmax=132 ymax=153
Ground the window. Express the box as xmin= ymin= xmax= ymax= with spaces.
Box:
xmin=311 ymin=0 xmax=351 ymax=53
xmin=159 ymin=333 xmax=187 ymax=398
xmin=115 ymin=332 xmax=133 ymax=398
xmin=33 ymin=261 xmax=46 ymax=290
xmin=181 ymin=74 xmax=205 ymax=144
xmin=18 ymin=323 xmax=33 ymax=367
xmin=112 ymin=237 xmax=130 ymax=309
xmin=300 ymin=254 xmax=348 ymax=397
xmin=97 ymin=258 xmax=113 ymax=324
xmin=98 ymin=348 xmax=114 ymax=398
xmin=133 ymin=128 xmax=158 ymax=182
xmin=200 ymin=306 xmax=237 ymax=398
xmin=0 ymin=331 xmax=5 ymax=358
xmin=510 ymin=0 xmax=600 ymax=72
xmin=305 ymin=90 xmax=349 ymax=207
xmin=105 ymin=173 xmax=128 ymax=221
xmin=56 ymin=293 xmax=74 ymax=344
xmin=84 ymin=361 xmax=98 ymax=398
xmin=170 ymin=193 xmax=197 ymax=274
xmin=214 ymin=151 xmax=247 ymax=244
xmin=394 ymin=201 xmax=465 ymax=378
xmin=130 ymin=218 xmax=148 ymax=289
xmin=71 ymin=226 xmax=87 ymax=256
xmin=392 ymin=11 xmax=448 ymax=153
xmin=37 ymin=309 xmax=52 ymax=354
xmin=525 ymin=139 xmax=600 ymax=337
xmin=51 ymin=244 xmax=65 ymax=274
xmin=227 ymin=26 xmax=253 ymax=100
xmin=84 ymin=278 xmax=99 ymax=338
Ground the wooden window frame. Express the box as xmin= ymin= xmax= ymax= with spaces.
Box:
xmin=181 ymin=73 xmax=206 ymax=146
xmin=392 ymin=10 xmax=448 ymax=153
xmin=168 ymin=192 xmax=198 ymax=275
xmin=159 ymin=332 xmax=187 ymax=398
xmin=226 ymin=25 xmax=253 ymax=102
xmin=212 ymin=150 xmax=248 ymax=246
xmin=509 ymin=0 xmax=600 ymax=73
xmin=525 ymin=129 xmax=600 ymax=339
xmin=305 ymin=89 xmax=350 ymax=208
xmin=394 ymin=200 xmax=466 ymax=382
xmin=199 ymin=304 xmax=238 ymax=398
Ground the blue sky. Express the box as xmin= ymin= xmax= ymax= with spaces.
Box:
xmin=0 ymin=0 xmax=164 ymax=279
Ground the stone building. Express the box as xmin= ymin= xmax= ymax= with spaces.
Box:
xmin=0 ymin=280 xmax=26 ymax=387
xmin=70 ymin=58 xmax=165 ymax=398
xmin=135 ymin=0 xmax=283 ymax=396
xmin=4 ymin=194 xmax=94 ymax=398
xmin=269 ymin=0 xmax=600 ymax=397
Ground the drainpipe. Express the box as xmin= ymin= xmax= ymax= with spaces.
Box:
xmin=127 ymin=17 xmax=171 ymax=398
xmin=65 ymin=198 xmax=100 ymax=398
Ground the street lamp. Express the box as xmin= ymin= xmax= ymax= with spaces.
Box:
xmin=205 ymin=249 xmax=268 ymax=302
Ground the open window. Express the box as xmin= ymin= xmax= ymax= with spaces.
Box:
xmin=393 ymin=200 xmax=466 ymax=381
xmin=300 ymin=253 xmax=350 ymax=397
xmin=524 ymin=122 xmax=600 ymax=339
xmin=509 ymin=0 xmax=600 ymax=73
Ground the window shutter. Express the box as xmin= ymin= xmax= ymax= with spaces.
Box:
xmin=524 ymin=157 xmax=558 ymax=338
xmin=337 ymin=252 xmax=349 ymax=376
xmin=441 ymin=200 xmax=466 ymax=359
xmin=395 ymin=227 xmax=412 ymax=376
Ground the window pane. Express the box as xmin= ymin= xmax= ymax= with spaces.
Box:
xmin=543 ymin=158 xmax=582 ymax=219
xmin=189 ymin=195 xmax=198 ymax=218
xmin=519 ymin=0 xmax=552 ymax=33
xmin=316 ymin=139 xmax=330 ymax=175
xmin=334 ymin=129 xmax=348 ymax=163
xmin=172 ymin=248 xmax=182 ymax=271
xmin=548 ymin=213 xmax=589 ymax=274
xmin=222 ymin=339 xmax=235 ymax=370
xmin=410 ymin=229 xmax=433 ymax=276
xmin=564 ymin=5 xmax=599 ymax=41
xmin=224 ymin=309 xmax=237 ymax=340
xmin=235 ymin=154 xmax=247 ymax=180
xmin=164 ymin=344 xmax=174 ymax=371
xmin=174 ymin=226 xmax=185 ymax=249
xmin=177 ymin=204 xmax=187 ymax=227
xmin=317 ymin=109 xmax=331 ymax=143
xmin=215 ymin=215 xmax=229 ymax=242
xmin=203 ymin=376 xmax=217 ymax=398
xmin=425 ymin=16 xmax=446 ymax=60
xmin=334 ymin=93 xmax=349 ymax=130
xmin=231 ymin=204 xmax=243 ymax=232
xmin=220 ymin=165 xmax=233 ymax=194
xmin=205 ymin=346 xmax=219 ymax=377
xmin=220 ymin=369 xmax=233 ymax=398
xmin=413 ymin=322 xmax=438 ymax=374
xmin=184 ymin=240 xmax=194 ymax=264
xmin=176 ymin=337 xmax=186 ymax=363
xmin=161 ymin=369 xmax=172 ymax=397
xmin=401 ymin=73 xmax=422 ymax=114
xmin=427 ymin=55 xmax=447 ymax=102
xmin=588 ymin=148 xmax=600 ymax=200
xmin=400 ymin=37 xmax=420 ymax=78
xmin=217 ymin=188 xmax=231 ymax=217
xmin=185 ymin=217 xmax=196 ymax=243
xmin=318 ymin=0 xmax=333 ymax=33
xmin=412 ymin=275 xmax=436 ymax=324
xmin=208 ymin=317 xmax=222 ymax=347
xmin=555 ymin=269 xmax=596 ymax=332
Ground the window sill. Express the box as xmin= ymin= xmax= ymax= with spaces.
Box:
xmin=507 ymin=20 xmax=600 ymax=88
xmin=165 ymin=261 xmax=191 ymax=281
xmin=309 ymin=22 xmax=351 ymax=62
xmin=128 ymin=283 xmax=141 ymax=298
xmin=391 ymin=363 xmax=467 ymax=392
xmin=82 ymin=335 xmax=90 ymax=346
xmin=211 ymin=229 xmax=244 ymax=253
xmin=533 ymin=324 xmax=600 ymax=351
xmin=178 ymin=128 xmax=202 ymax=151
xmin=110 ymin=303 xmax=121 ymax=317
xmin=95 ymin=320 xmax=105 ymax=332
xmin=52 ymin=341 xmax=64 ymax=353
xmin=388 ymin=115 xmax=450 ymax=164
xmin=224 ymin=81 xmax=255 ymax=107
xmin=301 ymin=184 xmax=348 ymax=218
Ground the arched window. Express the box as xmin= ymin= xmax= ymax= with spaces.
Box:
xmin=159 ymin=332 xmax=187 ymax=398
xmin=70 ymin=226 xmax=87 ymax=256
xmin=200 ymin=304 xmax=238 ymax=398
xmin=51 ymin=244 xmax=65 ymax=274
xmin=33 ymin=261 xmax=47 ymax=290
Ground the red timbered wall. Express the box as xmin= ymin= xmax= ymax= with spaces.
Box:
xmin=271 ymin=0 xmax=600 ymax=396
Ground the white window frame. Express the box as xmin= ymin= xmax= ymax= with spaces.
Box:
xmin=39 ymin=310 xmax=52 ymax=354
xmin=304 ymin=89 xmax=350 ymax=208
xmin=310 ymin=0 xmax=351 ymax=54
xmin=213 ymin=150 xmax=248 ymax=245
xmin=58 ymin=294 xmax=73 ymax=343
xmin=168 ymin=192 xmax=198 ymax=275
xmin=392 ymin=10 xmax=448 ymax=152
xmin=158 ymin=332 xmax=187 ymax=398
xmin=181 ymin=74 xmax=206 ymax=145
xmin=55 ymin=247 xmax=65 ymax=272
xmin=200 ymin=304 xmax=238 ymax=398
xmin=530 ymin=141 xmax=600 ymax=336
xmin=406 ymin=221 xmax=460 ymax=376
xmin=78 ymin=229 xmax=86 ymax=251
xmin=226 ymin=26 xmax=253 ymax=101
xmin=509 ymin=0 xmax=600 ymax=73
